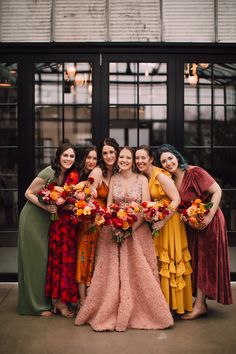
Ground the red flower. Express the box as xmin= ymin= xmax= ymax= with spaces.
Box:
xmin=88 ymin=177 xmax=94 ymax=184
xmin=67 ymin=197 xmax=76 ymax=204
xmin=66 ymin=171 xmax=80 ymax=184
xmin=47 ymin=182 xmax=57 ymax=190
xmin=112 ymin=218 xmax=123 ymax=228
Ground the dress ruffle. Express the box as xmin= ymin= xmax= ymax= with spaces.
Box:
xmin=153 ymin=213 xmax=193 ymax=314
xmin=149 ymin=166 xmax=193 ymax=314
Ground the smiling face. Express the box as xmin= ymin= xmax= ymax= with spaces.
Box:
xmin=135 ymin=148 xmax=153 ymax=174
xmin=102 ymin=144 xmax=117 ymax=168
xmin=118 ymin=148 xmax=133 ymax=171
xmin=159 ymin=152 xmax=179 ymax=174
xmin=59 ymin=148 xmax=76 ymax=171
xmin=85 ymin=150 xmax=98 ymax=171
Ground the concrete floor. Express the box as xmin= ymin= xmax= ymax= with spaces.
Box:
xmin=0 ymin=284 xmax=236 ymax=354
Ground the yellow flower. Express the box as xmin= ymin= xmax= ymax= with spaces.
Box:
xmin=122 ymin=220 xmax=130 ymax=230
xmin=76 ymin=209 xmax=83 ymax=216
xmin=187 ymin=205 xmax=198 ymax=216
xmin=84 ymin=187 xmax=91 ymax=195
xmin=50 ymin=190 xmax=61 ymax=201
xmin=75 ymin=181 xmax=86 ymax=191
xmin=199 ymin=204 xmax=206 ymax=213
xmin=95 ymin=215 xmax=105 ymax=225
xmin=63 ymin=184 xmax=73 ymax=192
xmin=83 ymin=206 xmax=92 ymax=215
xmin=117 ymin=210 xmax=128 ymax=220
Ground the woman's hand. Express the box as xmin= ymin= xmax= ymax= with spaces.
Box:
xmin=152 ymin=220 xmax=166 ymax=231
xmin=63 ymin=203 xmax=74 ymax=211
xmin=45 ymin=204 xmax=58 ymax=214
xmin=198 ymin=213 xmax=214 ymax=230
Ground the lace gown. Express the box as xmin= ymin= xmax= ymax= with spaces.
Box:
xmin=149 ymin=166 xmax=193 ymax=314
xmin=75 ymin=173 xmax=174 ymax=331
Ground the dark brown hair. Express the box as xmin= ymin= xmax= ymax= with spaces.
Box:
xmin=51 ymin=142 xmax=78 ymax=177
xmin=79 ymin=145 xmax=98 ymax=181
xmin=98 ymin=137 xmax=120 ymax=177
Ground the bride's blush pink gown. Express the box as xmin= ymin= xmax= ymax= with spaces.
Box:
xmin=75 ymin=174 xmax=174 ymax=331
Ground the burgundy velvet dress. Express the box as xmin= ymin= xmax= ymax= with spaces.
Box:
xmin=179 ymin=166 xmax=232 ymax=305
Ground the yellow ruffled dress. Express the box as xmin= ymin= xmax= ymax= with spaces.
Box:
xmin=149 ymin=166 xmax=193 ymax=314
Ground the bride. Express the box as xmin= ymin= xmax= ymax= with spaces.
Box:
xmin=75 ymin=146 xmax=174 ymax=331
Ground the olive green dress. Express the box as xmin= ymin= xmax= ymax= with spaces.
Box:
xmin=18 ymin=166 xmax=55 ymax=315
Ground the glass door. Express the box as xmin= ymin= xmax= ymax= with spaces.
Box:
xmin=0 ymin=62 xmax=18 ymax=279
xmin=34 ymin=61 xmax=94 ymax=172
xmin=101 ymin=54 xmax=172 ymax=148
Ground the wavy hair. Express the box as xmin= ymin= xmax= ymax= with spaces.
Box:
xmin=79 ymin=145 xmax=98 ymax=181
xmin=51 ymin=142 xmax=78 ymax=177
xmin=98 ymin=137 xmax=120 ymax=177
xmin=156 ymin=144 xmax=188 ymax=171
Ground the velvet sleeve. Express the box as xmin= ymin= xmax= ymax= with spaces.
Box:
xmin=190 ymin=166 xmax=215 ymax=195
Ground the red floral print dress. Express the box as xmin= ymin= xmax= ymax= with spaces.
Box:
xmin=45 ymin=170 xmax=79 ymax=304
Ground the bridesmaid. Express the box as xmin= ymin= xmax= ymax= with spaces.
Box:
xmin=76 ymin=138 xmax=119 ymax=306
xmin=45 ymin=143 xmax=80 ymax=318
xmin=135 ymin=145 xmax=193 ymax=315
xmin=157 ymin=144 xmax=233 ymax=319
xmin=75 ymin=145 xmax=98 ymax=305
xmin=18 ymin=142 xmax=77 ymax=316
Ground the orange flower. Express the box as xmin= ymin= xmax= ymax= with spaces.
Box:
xmin=122 ymin=220 xmax=130 ymax=230
xmin=75 ymin=200 xmax=87 ymax=209
xmin=50 ymin=190 xmax=61 ymax=201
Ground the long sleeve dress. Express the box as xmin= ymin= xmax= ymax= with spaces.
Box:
xmin=75 ymin=173 xmax=174 ymax=331
xmin=149 ymin=166 xmax=193 ymax=314
xmin=18 ymin=166 xmax=55 ymax=315
xmin=179 ymin=166 xmax=232 ymax=305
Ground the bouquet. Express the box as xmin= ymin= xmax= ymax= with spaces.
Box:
xmin=107 ymin=201 xmax=141 ymax=244
xmin=71 ymin=177 xmax=106 ymax=232
xmin=141 ymin=199 xmax=171 ymax=236
xmin=178 ymin=198 xmax=213 ymax=229
xmin=72 ymin=199 xmax=106 ymax=232
xmin=72 ymin=177 xmax=97 ymax=202
xmin=37 ymin=181 xmax=68 ymax=220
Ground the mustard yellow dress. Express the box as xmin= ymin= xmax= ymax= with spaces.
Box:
xmin=149 ymin=166 xmax=193 ymax=314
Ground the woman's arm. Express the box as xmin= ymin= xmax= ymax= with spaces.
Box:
xmin=25 ymin=177 xmax=57 ymax=214
xmin=200 ymin=181 xmax=222 ymax=229
xmin=157 ymin=172 xmax=181 ymax=210
xmin=132 ymin=176 xmax=150 ymax=232
xmin=152 ymin=173 xmax=181 ymax=231
xmin=106 ymin=176 xmax=114 ymax=208
xmin=88 ymin=167 xmax=103 ymax=189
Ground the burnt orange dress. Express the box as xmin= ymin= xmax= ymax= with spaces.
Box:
xmin=75 ymin=181 xmax=109 ymax=286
